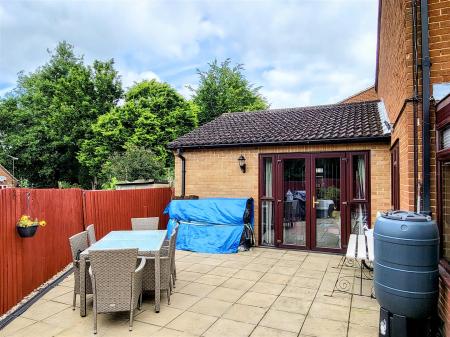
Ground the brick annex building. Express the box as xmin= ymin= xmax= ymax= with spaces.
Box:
xmin=169 ymin=0 xmax=450 ymax=332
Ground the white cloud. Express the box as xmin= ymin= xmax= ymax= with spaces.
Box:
xmin=262 ymin=89 xmax=312 ymax=109
xmin=0 ymin=0 xmax=379 ymax=107
xmin=120 ymin=70 xmax=160 ymax=89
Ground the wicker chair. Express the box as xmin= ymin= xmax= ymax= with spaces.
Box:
xmin=88 ymin=248 xmax=145 ymax=334
xmin=69 ymin=231 xmax=93 ymax=310
xmin=131 ymin=217 xmax=159 ymax=230
xmin=86 ymin=224 xmax=96 ymax=245
xmin=162 ymin=223 xmax=179 ymax=289
xmin=142 ymin=229 xmax=176 ymax=304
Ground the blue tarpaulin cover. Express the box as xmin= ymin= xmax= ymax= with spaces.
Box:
xmin=164 ymin=198 xmax=253 ymax=254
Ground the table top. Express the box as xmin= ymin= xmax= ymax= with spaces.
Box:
xmin=81 ymin=230 xmax=167 ymax=255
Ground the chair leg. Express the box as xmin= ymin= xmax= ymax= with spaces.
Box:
xmin=72 ymin=291 xmax=76 ymax=310
xmin=129 ymin=309 xmax=134 ymax=331
xmin=93 ymin=308 xmax=97 ymax=334
xmin=138 ymin=293 xmax=142 ymax=310
xmin=167 ymin=289 xmax=171 ymax=305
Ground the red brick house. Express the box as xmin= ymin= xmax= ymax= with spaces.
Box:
xmin=170 ymin=0 xmax=450 ymax=331
xmin=0 ymin=164 xmax=17 ymax=189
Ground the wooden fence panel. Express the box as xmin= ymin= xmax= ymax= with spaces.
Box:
xmin=0 ymin=187 xmax=173 ymax=315
xmin=83 ymin=188 xmax=173 ymax=239
xmin=0 ymin=188 xmax=84 ymax=315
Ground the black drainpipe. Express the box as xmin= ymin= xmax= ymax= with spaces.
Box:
xmin=420 ymin=0 xmax=431 ymax=215
xmin=176 ymin=148 xmax=186 ymax=198
xmin=412 ymin=0 xmax=419 ymax=211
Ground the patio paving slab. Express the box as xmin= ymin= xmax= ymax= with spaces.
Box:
xmin=0 ymin=317 xmax=36 ymax=336
xmin=349 ymin=308 xmax=379 ymax=328
xmin=221 ymin=277 xmax=255 ymax=291
xmin=185 ymin=263 xmax=215 ymax=274
xmin=1 ymin=248 xmax=380 ymax=337
xmin=259 ymin=273 xmax=291 ymax=285
xmin=259 ymin=308 xmax=305 ymax=333
xmin=237 ymin=291 xmax=277 ymax=308
xmin=250 ymin=281 xmax=286 ymax=296
xmin=195 ymin=274 xmax=228 ymax=286
xmin=135 ymin=306 xmax=183 ymax=326
xmin=206 ymin=286 xmax=246 ymax=303
xmin=250 ymin=326 xmax=298 ymax=337
xmin=300 ymin=317 xmax=348 ymax=337
xmin=309 ymin=301 xmax=350 ymax=322
xmin=160 ymin=293 xmax=201 ymax=310
xmin=232 ymin=269 xmax=264 ymax=281
xmin=208 ymin=266 xmax=239 ymax=277
xmin=222 ymin=303 xmax=267 ymax=325
xmin=177 ymin=282 xmax=216 ymax=297
xmin=166 ymin=311 xmax=217 ymax=335
xmin=271 ymin=296 xmax=312 ymax=315
xmin=20 ymin=299 xmax=69 ymax=321
xmin=188 ymin=297 xmax=232 ymax=317
xmin=203 ymin=318 xmax=255 ymax=337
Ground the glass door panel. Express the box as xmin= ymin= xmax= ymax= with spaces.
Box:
xmin=261 ymin=157 xmax=275 ymax=246
xmin=314 ymin=157 xmax=341 ymax=249
xmin=282 ymin=159 xmax=307 ymax=246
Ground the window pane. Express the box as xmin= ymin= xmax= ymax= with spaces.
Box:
xmin=283 ymin=159 xmax=306 ymax=246
xmin=315 ymin=157 xmax=341 ymax=249
xmin=351 ymin=204 xmax=369 ymax=235
xmin=353 ymin=155 xmax=366 ymax=200
xmin=264 ymin=158 xmax=272 ymax=197
xmin=442 ymin=163 xmax=450 ymax=261
xmin=442 ymin=127 xmax=450 ymax=150
xmin=261 ymin=200 xmax=274 ymax=246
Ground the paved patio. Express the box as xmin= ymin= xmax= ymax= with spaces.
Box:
xmin=1 ymin=248 xmax=379 ymax=337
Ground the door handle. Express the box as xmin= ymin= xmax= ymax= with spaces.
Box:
xmin=277 ymin=199 xmax=282 ymax=204
xmin=312 ymin=196 xmax=319 ymax=208
xmin=342 ymin=201 xmax=348 ymax=205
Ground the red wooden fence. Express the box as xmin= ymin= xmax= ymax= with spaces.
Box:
xmin=0 ymin=187 xmax=173 ymax=315
xmin=83 ymin=188 xmax=173 ymax=239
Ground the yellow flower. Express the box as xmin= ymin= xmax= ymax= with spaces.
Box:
xmin=39 ymin=220 xmax=47 ymax=227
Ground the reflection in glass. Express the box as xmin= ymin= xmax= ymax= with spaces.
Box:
xmin=315 ymin=158 xmax=341 ymax=249
xmin=261 ymin=200 xmax=274 ymax=245
xmin=351 ymin=204 xmax=368 ymax=235
xmin=283 ymin=159 xmax=306 ymax=246
xmin=353 ymin=155 xmax=366 ymax=200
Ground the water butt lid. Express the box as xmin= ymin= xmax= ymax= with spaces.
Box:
xmin=381 ymin=210 xmax=431 ymax=222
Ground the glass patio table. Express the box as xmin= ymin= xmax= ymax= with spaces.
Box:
xmin=79 ymin=230 xmax=167 ymax=317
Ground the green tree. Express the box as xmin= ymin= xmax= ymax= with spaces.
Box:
xmin=190 ymin=59 xmax=269 ymax=125
xmin=0 ymin=41 xmax=122 ymax=187
xmin=78 ymin=79 xmax=198 ymax=185
xmin=101 ymin=146 xmax=166 ymax=188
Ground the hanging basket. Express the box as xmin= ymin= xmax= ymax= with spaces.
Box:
xmin=16 ymin=225 xmax=38 ymax=238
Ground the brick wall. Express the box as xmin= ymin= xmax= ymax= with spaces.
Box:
xmin=340 ymin=86 xmax=378 ymax=104
xmin=429 ymin=0 xmax=450 ymax=86
xmin=174 ymin=143 xmax=391 ymax=243
xmin=377 ymin=0 xmax=416 ymax=211
xmin=0 ymin=164 xmax=16 ymax=188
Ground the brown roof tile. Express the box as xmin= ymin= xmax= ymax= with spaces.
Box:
xmin=168 ymin=100 xmax=390 ymax=149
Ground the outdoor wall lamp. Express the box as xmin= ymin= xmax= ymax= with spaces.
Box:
xmin=238 ymin=155 xmax=246 ymax=173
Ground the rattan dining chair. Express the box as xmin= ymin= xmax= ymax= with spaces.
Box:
xmin=162 ymin=223 xmax=179 ymax=289
xmin=131 ymin=217 xmax=159 ymax=230
xmin=142 ymin=228 xmax=176 ymax=304
xmin=86 ymin=224 xmax=96 ymax=245
xmin=69 ymin=231 xmax=93 ymax=310
xmin=88 ymin=248 xmax=145 ymax=334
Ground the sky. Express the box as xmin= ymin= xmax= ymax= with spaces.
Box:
xmin=0 ymin=0 xmax=379 ymax=108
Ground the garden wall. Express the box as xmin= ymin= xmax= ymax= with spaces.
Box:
xmin=0 ymin=187 xmax=172 ymax=315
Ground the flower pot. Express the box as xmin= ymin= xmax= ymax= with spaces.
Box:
xmin=17 ymin=225 xmax=38 ymax=238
